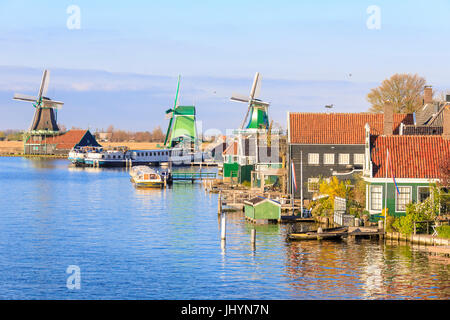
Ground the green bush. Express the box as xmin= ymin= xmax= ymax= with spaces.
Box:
xmin=392 ymin=196 xmax=438 ymax=235
xmin=436 ymin=225 xmax=450 ymax=239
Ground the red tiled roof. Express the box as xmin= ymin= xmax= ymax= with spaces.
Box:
xmin=371 ymin=135 xmax=450 ymax=179
xmin=289 ymin=113 xmax=414 ymax=144
xmin=43 ymin=130 xmax=88 ymax=150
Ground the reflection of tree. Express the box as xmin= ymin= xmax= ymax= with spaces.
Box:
xmin=283 ymin=238 xmax=449 ymax=299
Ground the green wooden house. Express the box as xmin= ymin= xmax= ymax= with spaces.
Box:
xmin=244 ymin=197 xmax=281 ymax=223
xmin=363 ymin=122 xmax=449 ymax=218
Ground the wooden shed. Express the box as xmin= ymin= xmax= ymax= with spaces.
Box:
xmin=244 ymin=197 xmax=281 ymax=223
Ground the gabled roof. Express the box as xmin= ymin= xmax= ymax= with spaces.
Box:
xmin=43 ymin=130 xmax=91 ymax=150
xmin=289 ymin=113 xmax=414 ymax=144
xmin=370 ymin=135 xmax=450 ymax=179
xmin=244 ymin=196 xmax=281 ymax=206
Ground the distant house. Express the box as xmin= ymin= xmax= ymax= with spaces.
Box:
xmin=287 ymin=106 xmax=415 ymax=200
xmin=401 ymin=85 xmax=448 ymax=136
xmin=24 ymin=129 xmax=101 ymax=155
xmin=363 ymin=106 xmax=450 ymax=217
xmin=97 ymin=132 xmax=113 ymax=142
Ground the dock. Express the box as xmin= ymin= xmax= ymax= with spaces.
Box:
xmin=172 ymin=171 xmax=217 ymax=181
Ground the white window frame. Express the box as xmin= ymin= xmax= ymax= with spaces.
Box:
xmin=354 ymin=153 xmax=364 ymax=165
xmin=308 ymin=153 xmax=319 ymax=165
xmin=417 ymin=186 xmax=431 ymax=203
xmin=395 ymin=186 xmax=412 ymax=212
xmin=339 ymin=153 xmax=350 ymax=165
xmin=323 ymin=153 xmax=335 ymax=165
xmin=308 ymin=178 xmax=320 ymax=193
xmin=370 ymin=185 xmax=383 ymax=211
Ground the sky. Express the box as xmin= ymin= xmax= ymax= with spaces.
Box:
xmin=0 ymin=0 xmax=449 ymax=133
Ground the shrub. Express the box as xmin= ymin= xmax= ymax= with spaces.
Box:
xmin=436 ymin=225 xmax=450 ymax=239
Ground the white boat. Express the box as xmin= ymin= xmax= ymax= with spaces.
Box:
xmin=68 ymin=146 xmax=103 ymax=165
xmin=83 ymin=147 xmax=197 ymax=167
xmin=130 ymin=166 xmax=166 ymax=188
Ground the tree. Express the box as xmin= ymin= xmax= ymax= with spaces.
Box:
xmin=151 ymin=126 xmax=165 ymax=142
xmin=367 ymin=73 xmax=427 ymax=113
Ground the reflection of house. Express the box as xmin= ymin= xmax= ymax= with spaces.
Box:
xmin=363 ymin=106 xmax=450 ymax=217
xmin=287 ymin=106 xmax=414 ymax=200
xmin=25 ymin=129 xmax=101 ymax=155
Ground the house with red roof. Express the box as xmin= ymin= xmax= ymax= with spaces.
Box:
xmin=362 ymin=106 xmax=450 ymax=217
xmin=287 ymin=104 xmax=414 ymax=200
xmin=24 ymin=129 xmax=101 ymax=155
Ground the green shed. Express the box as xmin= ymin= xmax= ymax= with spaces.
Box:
xmin=244 ymin=197 xmax=281 ymax=223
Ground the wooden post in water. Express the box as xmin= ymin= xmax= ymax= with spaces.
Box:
xmin=218 ymin=191 xmax=222 ymax=214
xmin=250 ymin=229 xmax=256 ymax=244
xmin=221 ymin=213 xmax=226 ymax=240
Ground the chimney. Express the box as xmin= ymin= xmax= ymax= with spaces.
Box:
xmin=383 ymin=102 xmax=394 ymax=136
xmin=424 ymin=85 xmax=433 ymax=105
xmin=444 ymin=106 xmax=450 ymax=140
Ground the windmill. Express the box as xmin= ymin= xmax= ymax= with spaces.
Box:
xmin=13 ymin=69 xmax=64 ymax=133
xmin=230 ymin=72 xmax=270 ymax=130
xmin=163 ymin=75 xmax=197 ymax=151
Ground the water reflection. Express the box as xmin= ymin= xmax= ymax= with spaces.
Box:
xmin=0 ymin=157 xmax=448 ymax=299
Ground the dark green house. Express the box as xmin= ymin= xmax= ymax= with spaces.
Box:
xmin=363 ymin=120 xmax=449 ymax=218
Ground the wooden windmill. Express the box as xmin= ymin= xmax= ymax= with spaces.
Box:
xmin=13 ymin=69 xmax=64 ymax=154
xmin=13 ymin=69 xmax=64 ymax=133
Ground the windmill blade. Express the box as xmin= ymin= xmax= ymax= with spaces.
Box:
xmin=249 ymin=72 xmax=260 ymax=100
xmin=37 ymin=69 xmax=50 ymax=100
xmin=230 ymin=93 xmax=249 ymax=103
xmin=253 ymin=73 xmax=262 ymax=99
xmin=240 ymin=105 xmax=252 ymax=129
xmin=42 ymin=99 xmax=64 ymax=109
xmin=173 ymin=75 xmax=181 ymax=109
xmin=13 ymin=93 xmax=38 ymax=102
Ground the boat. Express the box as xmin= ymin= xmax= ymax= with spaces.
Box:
xmin=83 ymin=147 xmax=197 ymax=167
xmin=287 ymin=226 xmax=348 ymax=241
xmin=68 ymin=146 xmax=103 ymax=166
xmin=130 ymin=166 xmax=167 ymax=188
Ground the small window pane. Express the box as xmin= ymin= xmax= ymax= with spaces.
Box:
xmin=308 ymin=153 xmax=319 ymax=165
xmin=354 ymin=154 xmax=364 ymax=165
xmin=396 ymin=186 xmax=411 ymax=212
xmin=339 ymin=154 xmax=350 ymax=165
xmin=370 ymin=185 xmax=383 ymax=211
xmin=324 ymin=153 xmax=334 ymax=165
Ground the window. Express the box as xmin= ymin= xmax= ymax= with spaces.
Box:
xmin=323 ymin=153 xmax=334 ymax=165
xmin=354 ymin=154 xmax=364 ymax=165
xmin=308 ymin=178 xmax=320 ymax=193
xmin=339 ymin=153 xmax=350 ymax=165
xmin=370 ymin=185 xmax=383 ymax=211
xmin=396 ymin=186 xmax=412 ymax=212
xmin=308 ymin=153 xmax=319 ymax=165
xmin=418 ymin=186 xmax=431 ymax=203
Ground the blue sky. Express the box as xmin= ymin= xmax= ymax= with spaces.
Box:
xmin=0 ymin=0 xmax=449 ymax=132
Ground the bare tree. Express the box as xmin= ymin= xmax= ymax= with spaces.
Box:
xmin=367 ymin=73 xmax=427 ymax=113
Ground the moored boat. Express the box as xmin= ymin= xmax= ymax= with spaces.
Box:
xmin=287 ymin=226 xmax=348 ymax=241
xmin=130 ymin=166 xmax=166 ymax=188
xmin=68 ymin=146 xmax=103 ymax=166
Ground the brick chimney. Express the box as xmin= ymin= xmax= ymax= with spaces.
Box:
xmin=444 ymin=105 xmax=450 ymax=140
xmin=383 ymin=102 xmax=394 ymax=136
xmin=424 ymin=85 xmax=433 ymax=105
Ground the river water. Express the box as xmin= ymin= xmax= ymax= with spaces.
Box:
xmin=0 ymin=157 xmax=448 ymax=299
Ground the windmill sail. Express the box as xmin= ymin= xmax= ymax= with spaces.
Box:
xmin=13 ymin=93 xmax=38 ymax=102
xmin=38 ymin=69 xmax=50 ymax=100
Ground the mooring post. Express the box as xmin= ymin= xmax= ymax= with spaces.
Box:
xmin=218 ymin=191 xmax=222 ymax=214
xmin=221 ymin=213 xmax=226 ymax=240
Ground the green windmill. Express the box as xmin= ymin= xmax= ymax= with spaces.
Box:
xmin=230 ymin=72 xmax=270 ymax=130
xmin=163 ymin=75 xmax=198 ymax=151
